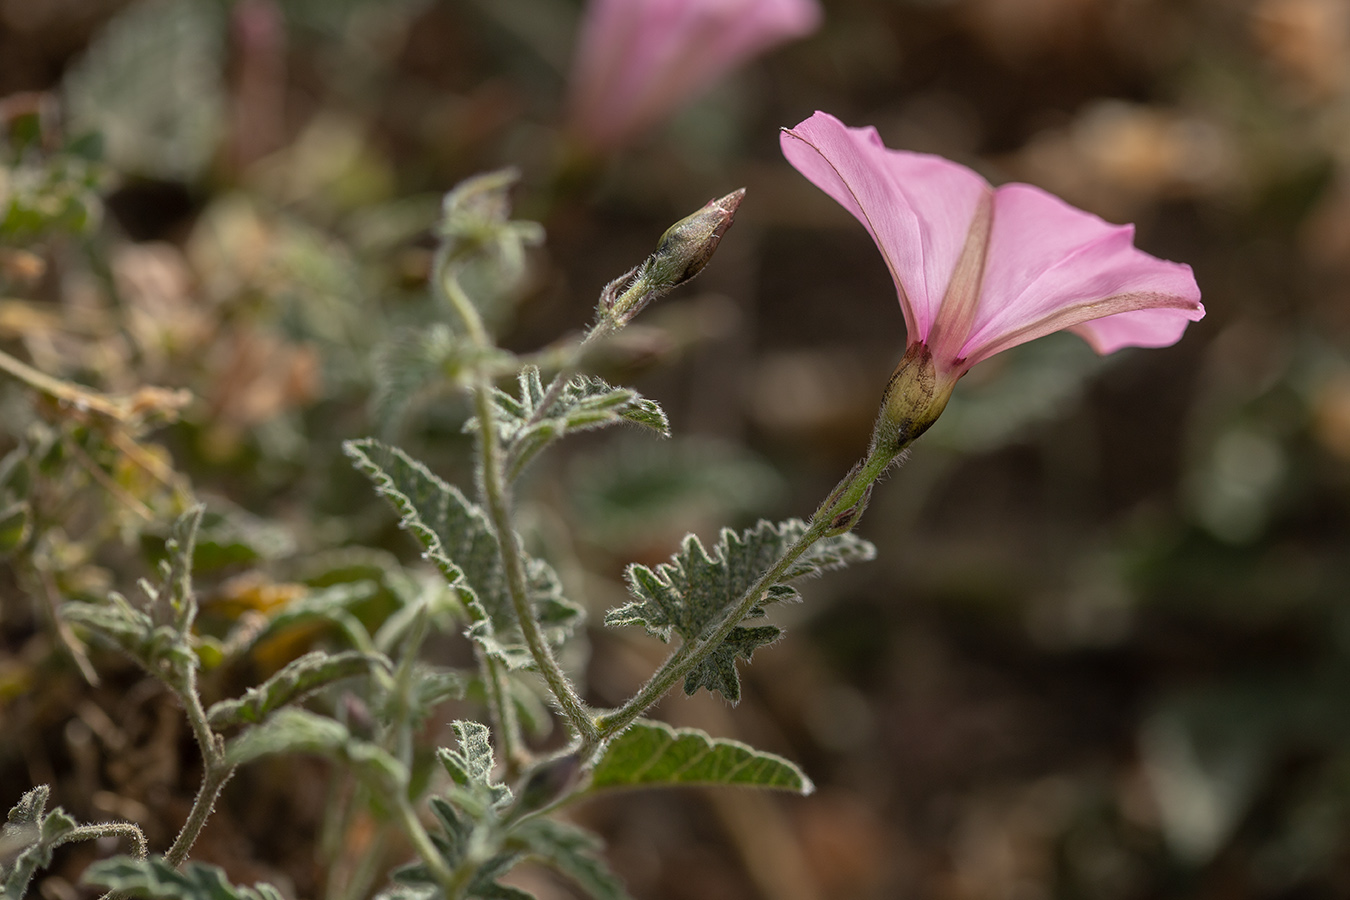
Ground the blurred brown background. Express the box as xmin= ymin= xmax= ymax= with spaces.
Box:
xmin=4 ymin=0 xmax=1350 ymax=898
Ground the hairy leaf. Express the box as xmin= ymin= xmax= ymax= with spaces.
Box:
xmin=438 ymin=721 xmax=512 ymax=813
xmin=206 ymin=650 xmax=391 ymax=729
xmin=344 ymin=438 xmax=582 ymax=668
xmin=2 ymin=785 xmax=77 ymax=900
xmin=510 ymin=819 xmax=632 ymax=900
xmin=382 ymin=798 xmax=526 ymax=900
xmin=63 ymin=0 xmax=226 ymax=180
xmin=469 ymin=367 xmax=669 ymax=479
xmin=224 ymin=709 xmax=406 ymax=789
xmin=82 ymin=857 xmax=285 ymax=900
xmin=605 ymin=519 xmax=874 ymax=700
xmin=590 ymin=720 xmax=813 ymax=794
xmin=245 ymin=581 xmax=380 ymax=652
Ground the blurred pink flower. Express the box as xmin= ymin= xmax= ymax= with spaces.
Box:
xmin=569 ymin=0 xmax=822 ymax=152
xmin=780 ymin=111 xmax=1205 ymax=383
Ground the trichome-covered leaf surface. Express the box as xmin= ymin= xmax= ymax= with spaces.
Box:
xmin=82 ymin=857 xmax=286 ymax=900
xmin=473 ymin=366 xmax=669 ymax=479
xmin=591 ymin=720 xmax=813 ymax=795
xmin=2 ymin=785 xmax=78 ymax=900
xmin=344 ymin=438 xmax=581 ymax=668
xmin=605 ymin=518 xmax=874 ymax=700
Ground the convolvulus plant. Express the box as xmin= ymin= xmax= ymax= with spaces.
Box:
xmin=4 ymin=110 xmax=1202 ymax=900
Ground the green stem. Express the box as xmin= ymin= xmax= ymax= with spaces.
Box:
xmin=60 ymin=821 xmax=148 ymax=858
xmin=483 ymin=653 xmax=526 ymax=778
xmin=393 ymin=793 xmax=458 ymax=891
xmin=164 ymin=666 xmax=235 ymax=867
xmin=438 ymin=260 xmax=599 ymax=745
xmin=470 ymin=376 xmax=597 ymax=742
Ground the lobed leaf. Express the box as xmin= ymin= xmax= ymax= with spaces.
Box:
xmin=470 ymin=367 xmax=669 ymax=479
xmin=82 ymin=857 xmax=285 ymax=900
xmin=604 ymin=519 xmax=873 ymax=700
xmin=206 ymin=650 xmax=391 ymax=729
xmin=2 ymin=785 xmax=78 ymax=899
xmin=344 ymin=438 xmax=582 ymax=668
xmin=590 ymin=720 xmax=812 ymax=795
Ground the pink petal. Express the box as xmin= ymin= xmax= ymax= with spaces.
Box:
xmin=571 ymin=0 xmax=821 ymax=151
xmin=780 ymin=111 xmax=990 ymax=341
xmin=960 ymin=183 xmax=1203 ymax=366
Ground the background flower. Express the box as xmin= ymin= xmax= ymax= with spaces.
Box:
xmin=568 ymin=0 xmax=822 ymax=152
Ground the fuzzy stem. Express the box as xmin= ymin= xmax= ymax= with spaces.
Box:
xmin=438 ymin=259 xmax=598 ymax=745
xmin=164 ymin=665 xmax=235 ymax=867
xmin=393 ymin=793 xmax=458 ymax=890
xmin=483 ymin=653 xmax=526 ymax=778
xmin=502 ymin=277 xmax=646 ymax=474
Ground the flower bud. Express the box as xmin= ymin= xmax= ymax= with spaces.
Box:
xmin=648 ymin=188 xmax=744 ymax=290
xmin=604 ymin=189 xmax=745 ymax=326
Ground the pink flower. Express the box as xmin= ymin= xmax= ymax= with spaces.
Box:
xmin=569 ymin=0 xmax=822 ymax=152
xmin=780 ymin=112 xmax=1205 ymax=389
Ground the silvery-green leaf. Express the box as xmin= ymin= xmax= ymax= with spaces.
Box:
xmin=206 ymin=650 xmax=390 ymax=729
xmin=344 ymin=439 xmax=582 ymax=668
xmin=591 ymin=720 xmax=812 ymax=794
xmin=82 ymin=857 xmax=285 ymax=900
xmin=605 ymin=519 xmax=873 ymax=701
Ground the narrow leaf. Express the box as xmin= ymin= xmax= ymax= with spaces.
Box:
xmin=468 ymin=367 xmax=670 ymax=478
xmin=591 ymin=720 xmax=813 ymax=794
xmin=224 ymin=709 xmax=406 ymax=789
xmin=206 ymin=650 xmax=391 ymax=729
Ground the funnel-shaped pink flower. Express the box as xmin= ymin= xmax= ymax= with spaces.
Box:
xmin=569 ymin=0 xmax=822 ymax=152
xmin=781 ymin=112 xmax=1205 ymax=385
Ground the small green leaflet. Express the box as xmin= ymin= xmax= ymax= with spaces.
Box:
xmin=438 ymin=720 xmax=512 ymax=814
xmin=82 ymin=858 xmax=285 ymax=900
xmin=64 ymin=505 xmax=207 ymax=686
xmin=468 ymin=366 xmax=669 ymax=480
xmin=591 ymin=720 xmax=812 ymax=795
xmin=2 ymin=785 xmax=77 ymax=900
xmin=344 ymin=439 xmax=582 ymax=669
xmin=206 ymin=650 xmax=391 ymax=729
xmin=605 ymin=518 xmax=874 ymax=701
